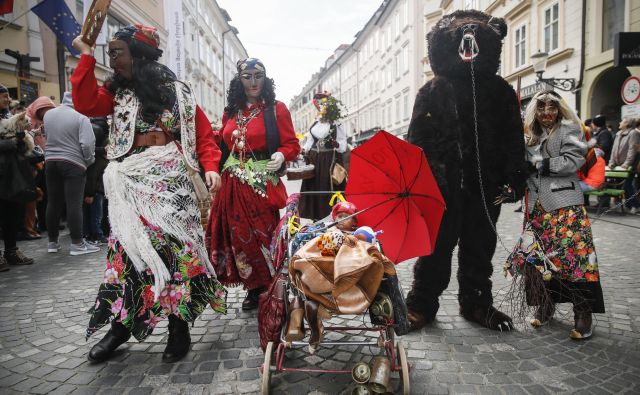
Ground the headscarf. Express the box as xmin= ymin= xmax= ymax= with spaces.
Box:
xmin=112 ymin=24 xmax=163 ymax=60
xmin=331 ymin=201 xmax=358 ymax=221
xmin=26 ymin=96 xmax=56 ymax=129
xmin=236 ymin=58 xmax=265 ymax=73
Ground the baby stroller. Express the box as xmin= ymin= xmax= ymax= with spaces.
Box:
xmin=258 ymin=193 xmax=411 ymax=394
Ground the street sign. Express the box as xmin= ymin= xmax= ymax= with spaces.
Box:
xmin=614 ymin=32 xmax=640 ymax=67
xmin=621 ymin=104 xmax=640 ymax=119
xmin=621 ymin=76 xmax=640 ymax=104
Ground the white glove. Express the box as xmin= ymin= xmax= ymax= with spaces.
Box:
xmin=266 ymin=151 xmax=285 ymax=172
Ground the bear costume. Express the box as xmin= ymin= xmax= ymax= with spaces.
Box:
xmin=406 ymin=10 xmax=528 ymax=331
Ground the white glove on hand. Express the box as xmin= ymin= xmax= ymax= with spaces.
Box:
xmin=266 ymin=151 xmax=285 ymax=172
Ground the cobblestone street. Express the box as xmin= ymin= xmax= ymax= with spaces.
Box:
xmin=1 ymin=179 xmax=639 ymax=394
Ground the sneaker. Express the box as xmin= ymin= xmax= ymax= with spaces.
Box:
xmin=85 ymin=239 xmax=101 ymax=247
xmin=48 ymin=242 xmax=61 ymax=253
xmin=70 ymin=241 xmax=100 ymax=256
xmin=5 ymin=249 xmax=34 ymax=265
xmin=629 ymin=207 xmax=638 ymax=215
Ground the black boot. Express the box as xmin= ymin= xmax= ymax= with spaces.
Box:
xmin=242 ymin=287 xmax=264 ymax=311
xmin=87 ymin=321 xmax=131 ymax=363
xmin=162 ymin=315 xmax=191 ymax=363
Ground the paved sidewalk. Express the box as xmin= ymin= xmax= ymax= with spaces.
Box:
xmin=0 ymin=190 xmax=639 ymax=394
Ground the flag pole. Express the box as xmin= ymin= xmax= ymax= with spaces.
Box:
xmin=0 ymin=0 xmax=47 ymax=31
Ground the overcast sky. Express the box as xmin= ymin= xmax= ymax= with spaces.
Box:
xmin=217 ymin=0 xmax=382 ymax=105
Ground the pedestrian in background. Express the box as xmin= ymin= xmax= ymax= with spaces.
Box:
xmin=83 ymin=118 xmax=109 ymax=245
xmin=43 ymin=92 xmax=99 ymax=256
xmin=519 ymin=90 xmax=604 ymax=340
xmin=592 ymin=115 xmax=613 ymax=162
xmin=0 ymin=84 xmax=35 ymax=271
xmin=24 ymin=96 xmax=56 ymax=240
xmin=607 ymin=117 xmax=640 ymax=213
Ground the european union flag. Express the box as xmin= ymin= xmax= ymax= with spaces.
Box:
xmin=31 ymin=0 xmax=82 ymax=56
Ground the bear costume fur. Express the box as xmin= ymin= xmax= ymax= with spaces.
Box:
xmin=406 ymin=10 xmax=528 ymax=331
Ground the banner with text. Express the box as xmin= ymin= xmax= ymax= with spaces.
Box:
xmin=166 ymin=0 xmax=185 ymax=80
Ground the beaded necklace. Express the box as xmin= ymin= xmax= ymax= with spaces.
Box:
xmin=232 ymin=106 xmax=261 ymax=166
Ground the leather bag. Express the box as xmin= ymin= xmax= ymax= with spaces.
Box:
xmin=331 ymin=162 xmax=347 ymax=185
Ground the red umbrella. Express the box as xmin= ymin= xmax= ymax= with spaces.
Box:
xmin=345 ymin=130 xmax=445 ymax=263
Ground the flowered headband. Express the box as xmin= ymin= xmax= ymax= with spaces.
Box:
xmin=237 ymin=58 xmax=265 ymax=73
xmin=113 ymin=24 xmax=160 ymax=49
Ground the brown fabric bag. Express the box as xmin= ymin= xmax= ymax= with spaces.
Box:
xmin=257 ymin=269 xmax=288 ymax=351
xmin=331 ymin=162 xmax=348 ymax=185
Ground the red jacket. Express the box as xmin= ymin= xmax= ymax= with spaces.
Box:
xmin=69 ymin=55 xmax=221 ymax=172
xmin=578 ymin=156 xmax=605 ymax=189
xmin=220 ymin=101 xmax=300 ymax=161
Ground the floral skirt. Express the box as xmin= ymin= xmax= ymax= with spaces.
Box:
xmin=87 ymin=233 xmax=227 ymax=341
xmin=526 ymin=202 xmax=605 ymax=313
xmin=206 ymin=171 xmax=279 ymax=290
xmin=87 ymin=144 xmax=227 ymax=341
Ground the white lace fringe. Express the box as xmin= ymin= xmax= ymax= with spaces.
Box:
xmin=103 ymin=143 xmax=216 ymax=300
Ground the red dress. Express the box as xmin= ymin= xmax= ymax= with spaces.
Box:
xmin=206 ymin=101 xmax=300 ymax=289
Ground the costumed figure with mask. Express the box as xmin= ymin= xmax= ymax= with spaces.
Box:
xmin=507 ymin=90 xmax=605 ymax=340
xmin=299 ymin=93 xmax=347 ymax=221
xmin=70 ymin=25 xmax=227 ymax=363
xmin=205 ymin=58 xmax=300 ymax=311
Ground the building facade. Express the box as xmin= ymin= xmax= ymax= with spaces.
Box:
xmin=177 ymin=0 xmax=247 ymax=126
xmin=289 ymin=0 xmax=427 ymax=144
xmin=581 ymin=0 xmax=640 ymax=127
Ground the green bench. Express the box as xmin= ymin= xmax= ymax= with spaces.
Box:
xmin=584 ymin=169 xmax=631 ymax=215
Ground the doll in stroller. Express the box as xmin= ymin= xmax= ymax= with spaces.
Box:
xmin=259 ymin=195 xmax=411 ymax=394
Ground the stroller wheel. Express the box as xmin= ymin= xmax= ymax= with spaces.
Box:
xmin=397 ymin=342 xmax=410 ymax=395
xmin=261 ymin=341 xmax=274 ymax=394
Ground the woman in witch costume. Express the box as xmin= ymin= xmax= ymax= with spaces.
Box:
xmin=70 ymin=25 xmax=227 ymax=363
xmin=206 ymin=58 xmax=300 ymax=311
xmin=511 ymin=90 xmax=605 ymax=340
xmin=299 ymin=93 xmax=347 ymax=220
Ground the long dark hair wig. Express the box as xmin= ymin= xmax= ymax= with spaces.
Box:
xmin=224 ymin=74 xmax=276 ymax=119
xmin=105 ymin=38 xmax=177 ymax=124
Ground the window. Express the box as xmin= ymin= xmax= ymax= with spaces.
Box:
xmin=602 ymin=0 xmax=624 ymax=52
xmin=402 ymin=44 xmax=409 ymax=73
xmin=387 ymin=101 xmax=392 ymax=125
xmin=382 ymin=103 xmax=386 ymax=127
xmin=514 ymin=25 xmax=526 ymax=69
xmin=403 ymin=1 xmax=409 ymax=28
xmin=395 ymin=98 xmax=400 ymax=123
xmin=403 ymin=93 xmax=409 ymax=120
xmin=394 ymin=52 xmax=401 ymax=79
xmin=544 ymin=3 xmax=559 ymax=53
xmin=394 ymin=12 xmax=400 ymax=38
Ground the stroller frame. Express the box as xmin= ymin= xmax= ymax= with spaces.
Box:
xmin=260 ymin=214 xmax=410 ymax=394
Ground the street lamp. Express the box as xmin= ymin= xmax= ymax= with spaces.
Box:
xmin=530 ymin=50 xmax=576 ymax=91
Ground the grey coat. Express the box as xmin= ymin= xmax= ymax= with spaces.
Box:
xmin=525 ymin=122 xmax=587 ymax=214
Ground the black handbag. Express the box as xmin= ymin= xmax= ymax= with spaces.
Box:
xmin=369 ymin=273 xmax=410 ymax=336
xmin=0 ymin=151 xmax=37 ymax=202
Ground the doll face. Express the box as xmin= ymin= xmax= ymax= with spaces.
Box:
xmin=535 ymin=99 xmax=559 ymax=129
xmin=240 ymin=69 xmax=265 ymax=101
xmin=108 ymin=40 xmax=133 ymax=80
xmin=335 ymin=212 xmax=357 ymax=231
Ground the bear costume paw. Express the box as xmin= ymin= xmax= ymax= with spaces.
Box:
xmin=460 ymin=305 xmax=514 ymax=331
